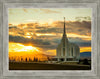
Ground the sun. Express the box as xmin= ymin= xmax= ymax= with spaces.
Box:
xmin=25 ymin=46 xmax=33 ymax=50
xmin=24 ymin=46 xmax=39 ymax=52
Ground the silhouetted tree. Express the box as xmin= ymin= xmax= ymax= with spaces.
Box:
xmin=34 ymin=57 xmax=36 ymax=62
xmin=77 ymin=60 xmax=81 ymax=64
xmin=21 ymin=57 xmax=23 ymax=62
xmin=47 ymin=57 xmax=50 ymax=61
xmin=29 ymin=58 xmax=30 ymax=62
xmin=35 ymin=58 xmax=38 ymax=62
xmin=25 ymin=58 xmax=27 ymax=62
xmin=29 ymin=58 xmax=32 ymax=62
xmin=38 ymin=59 xmax=40 ymax=62
xmin=37 ymin=58 xmax=38 ymax=62
xmin=83 ymin=59 xmax=90 ymax=65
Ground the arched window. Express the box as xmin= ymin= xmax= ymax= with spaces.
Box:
xmin=60 ymin=51 xmax=61 ymax=56
xmin=72 ymin=47 xmax=73 ymax=56
xmin=63 ymin=38 xmax=65 ymax=56
xmin=63 ymin=39 xmax=65 ymax=47
xmin=63 ymin=48 xmax=65 ymax=56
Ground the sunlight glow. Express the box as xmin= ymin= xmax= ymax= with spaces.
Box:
xmin=80 ymin=47 xmax=91 ymax=53
xmin=25 ymin=36 xmax=32 ymax=38
xmin=67 ymin=33 xmax=91 ymax=39
xmin=26 ymin=32 xmax=30 ymax=35
xmin=9 ymin=42 xmax=48 ymax=61
xmin=9 ymin=42 xmax=39 ymax=52
xmin=36 ymin=33 xmax=56 ymax=36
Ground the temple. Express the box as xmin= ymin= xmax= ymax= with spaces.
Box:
xmin=56 ymin=17 xmax=80 ymax=62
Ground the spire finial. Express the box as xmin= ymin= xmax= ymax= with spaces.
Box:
xmin=63 ymin=17 xmax=66 ymax=36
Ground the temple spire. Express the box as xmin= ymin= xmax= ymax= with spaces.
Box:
xmin=63 ymin=17 xmax=66 ymax=36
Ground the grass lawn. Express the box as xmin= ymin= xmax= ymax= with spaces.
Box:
xmin=9 ymin=62 xmax=91 ymax=70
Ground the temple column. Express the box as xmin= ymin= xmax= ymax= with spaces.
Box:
xmin=64 ymin=58 xmax=67 ymax=61
xmin=57 ymin=58 xmax=60 ymax=61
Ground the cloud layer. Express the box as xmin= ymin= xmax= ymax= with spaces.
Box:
xmin=9 ymin=20 xmax=91 ymax=54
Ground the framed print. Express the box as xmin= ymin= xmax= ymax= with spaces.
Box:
xmin=0 ymin=0 xmax=100 ymax=79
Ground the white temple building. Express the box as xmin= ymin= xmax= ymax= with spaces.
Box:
xmin=55 ymin=17 xmax=80 ymax=62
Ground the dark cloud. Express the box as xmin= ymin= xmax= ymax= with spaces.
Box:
xmin=36 ymin=28 xmax=62 ymax=33
xmin=35 ymin=26 xmax=46 ymax=29
xmin=68 ymin=37 xmax=91 ymax=47
xmin=65 ymin=21 xmax=91 ymax=36
xmin=9 ymin=35 xmax=56 ymax=50
xmin=51 ymin=37 xmax=91 ymax=47
xmin=9 ymin=35 xmax=31 ymax=44
xmin=77 ymin=42 xmax=91 ymax=47
xmin=35 ymin=21 xmax=91 ymax=36
xmin=9 ymin=20 xmax=91 ymax=49
xmin=10 ymin=21 xmax=91 ymax=36
xmin=18 ymin=24 xmax=25 ymax=28
xmin=9 ymin=26 xmax=17 ymax=29
xmin=9 ymin=26 xmax=25 ymax=35
xmin=9 ymin=35 xmax=91 ymax=50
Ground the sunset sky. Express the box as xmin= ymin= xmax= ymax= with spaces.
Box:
xmin=8 ymin=8 xmax=91 ymax=61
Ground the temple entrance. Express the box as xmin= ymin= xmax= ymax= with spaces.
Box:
xmin=67 ymin=58 xmax=73 ymax=61
xmin=60 ymin=58 xmax=64 ymax=61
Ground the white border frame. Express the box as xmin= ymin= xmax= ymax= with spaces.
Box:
xmin=2 ymin=3 xmax=97 ymax=77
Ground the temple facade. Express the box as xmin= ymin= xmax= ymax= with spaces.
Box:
xmin=56 ymin=17 xmax=80 ymax=62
